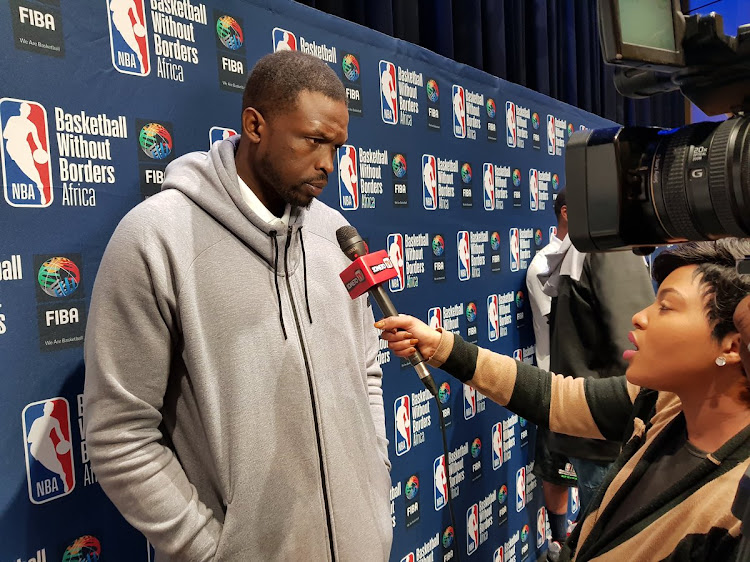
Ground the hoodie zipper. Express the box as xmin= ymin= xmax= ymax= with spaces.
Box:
xmin=283 ymin=225 xmax=337 ymax=562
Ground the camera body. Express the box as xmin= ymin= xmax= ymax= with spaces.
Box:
xmin=566 ymin=0 xmax=750 ymax=253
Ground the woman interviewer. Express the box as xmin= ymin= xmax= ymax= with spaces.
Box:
xmin=378 ymin=239 xmax=750 ymax=561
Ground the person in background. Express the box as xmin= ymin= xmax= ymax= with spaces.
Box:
xmin=540 ymin=189 xmax=654 ymax=515
xmin=379 ymin=239 xmax=750 ymax=561
xmin=526 ymin=190 xmax=577 ymax=560
xmin=83 ymin=51 xmax=392 ymax=561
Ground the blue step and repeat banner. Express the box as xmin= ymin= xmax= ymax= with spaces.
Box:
xmin=0 ymin=1 xmax=615 ymax=560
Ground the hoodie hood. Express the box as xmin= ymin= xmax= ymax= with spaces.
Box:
xmin=160 ymin=136 xmax=305 ymax=272
xmin=539 ymin=234 xmax=587 ymax=298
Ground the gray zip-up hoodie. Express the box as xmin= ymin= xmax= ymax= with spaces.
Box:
xmin=83 ymin=137 xmax=392 ymax=561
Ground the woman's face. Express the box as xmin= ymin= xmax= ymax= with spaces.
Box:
xmin=625 ymin=264 xmax=724 ymax=392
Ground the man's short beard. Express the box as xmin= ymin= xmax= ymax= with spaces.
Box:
xmin=258 ymin=154 xmax=314 ymax=209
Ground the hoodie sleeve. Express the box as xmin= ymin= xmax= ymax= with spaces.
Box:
xmin=361 ymin=297 xmax=390 ymax=471
xmin=83 ymin=208 xmax=221 ymax=561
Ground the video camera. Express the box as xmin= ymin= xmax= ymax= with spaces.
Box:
xmin=566 ymin=0 xmax=750 ymax=253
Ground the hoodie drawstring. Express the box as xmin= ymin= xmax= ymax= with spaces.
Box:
xmin=296 ymin=226 xmax=313 ymax=324
xmin=269 ymin=230 xmax=288 ymax=340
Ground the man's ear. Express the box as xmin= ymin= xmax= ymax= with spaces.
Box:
xmin=560 ymin=205 xmax=568 ymax=222
xmin=242 ymin=107 xmax=264 ymax=144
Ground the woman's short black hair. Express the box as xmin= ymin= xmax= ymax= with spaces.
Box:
xmin=653 ymin=239 xmax=750 ymax=341
xmin=242 ymin=50 xmax=347 ymax=119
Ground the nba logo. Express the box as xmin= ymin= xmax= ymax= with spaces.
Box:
xmin=537 ymin=507 xmax=547 ymax=547
xmin=401 ymin=555 xmax=415 ymax=562
xmin=513 ymin=349 xmax=522 ymax=361
xmin=457 ymin=231 xmax=470 ymax=281
xmin=550 ymin=226 xmax=557 ymax=240
xmin=509 ymin=228 xmax=520 ymax=272
xmin=571 ymin=487 xmax=580 ymax=515
xmin=387 ymin=233 xmax=405 ymax=292
xmin=463 ymin=383 xmax=476 ymax=420
xmin=466 ymin=504 xmax=479 ymax=555
xmin=22 ymin=398 xmax=75 ymax=504
xmin=529 ymin=169 xmax=539 ymax=211
xmin=434 ymin=455 xmax=448 ymax=511
xmin=107 ymin=0 xmax=150 ymax=76
xmin=452 ymin=85 xmax=466 ymax=138
xmin=272 ymin=27 xmax=297 ymax=51
xmin=422 ymin=154 xmax=437 ymax=210
xmin=516 ymin=467 xmax=526 ymax=512
xmin=487 ymin=294 xmax=499 ymax=342
xmin=547 ymin=114 xmax=556 ymax=155
xmin=506 ymin=101 xmax=517 ymax=147
xmin=492 ymin=421 xmax=503 ymax=470
xmin=394 ymin=396 xmax=411 ymax=456
xmin=209 ymin=126 xmax=237 ymax=146
xmin=482 ymin=163 xmax=494 ymax=211
xmin=428 ymin=307 xmax=443 ymax=330
xmin=338 ymin=145 xmax=359 ymax=210
xmin=1 ymin=98 xmax=53 ymax=208
xmin=379 ymin=60 xmax=398 ymax=125
xmin=494 ymin=547 xmax=504 ymax=562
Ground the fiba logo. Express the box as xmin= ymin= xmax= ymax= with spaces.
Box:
xmin=387 ymin=233 xmax=405 ymax=292
xmin=427 ymin=307 xmax=443 ymax=330
xmin=509 ymin=228 xmax=520 ymax=272
xmin=467 ymin=503 xmax=479 ymax=555
xmin=461 ymin=162 xmax=472 ymax=183
xmin=532 ymin=112 xmax=540 ymax=129
xmin=337 ymin=145 xmax=359 ymax=210
xmin=552 ymin=173 xmax=560 ymax=191
xmin=487 ymin=294 xmax=499 ymax=342
xmin=216 ymin=16 xmax=243 ymax=50
xmin=537 ymin=507 xmax=547 ymax=548
xmin=521 ymin=524 xmax=530 ymax=542
xmin=568 ymin=122 xmax=575 ymax=137
xmin=107 ymin=0 xmax=150 ymax=76
xmin=342 ymin=53 xmax=360 ymax=81
xmin=529 ymin=168 xmax=539 ymax=211
xmin=63 ymin=535 xmax=101 ymax=562
xmin=394 ymin=396 xmax=412 ymax=456
xmin=22 ymin=397 xmax=75 ymax=504
xmin=516 ymin=467 xmax=526 ymax=512
xmin=494 ymin=547 xmax=504 ymax=562
xmin=272 ymin=27 xmax=297 ymax=51
xmin=492 ymin=421 xmax=502 ymax=469
xmin=466 ymin=302 xmax=477 ymax=323
xmin=452 ymin=85 xmax=466 ymax=138
xmin=486 ymin=98 xmax=496 ymax=118
xmin=439 ymin=382 xmax=451 ymax=404
xmin=471 ymin=437 xmax=481 ymax=458
xmin=547 ymin=114 xmax=556 ymax=155
xmin=535 ymin=229 xmax=544 ymax=247
xmin=0 ymin=98 xmax=52 ymax=208
xmin=405 ymin=475 xmax=419 ymax=500
xmin=490 ymin=232 xmax=501 ymax=251
xmin=38 ymin=257 xmax=80 ymax=298
xmin=434 ymin=454 xmax=448 ymax=510
xmin=506 ymin=101 xmax=517 ymax=147
xmin=457 ymin=230 xmax=470 ymax=281
xmin=139 ymin=123 xmax=172 ymax=160
xmin=379 ymin=60 xmax=398 ymax=125
xmin=209 ymin=126 xmax=238 ymax=146
xmin=550 ymin=226 xmax=558 ymax=240
xmin=463 ymin=383 xmax=476 ymax=420
xmin=482 ymin=163 xmax=494 ymax=211
xmin=443 ymin=526 xmax=455 ymax=549
xmin=392 ymin=153 xmax=407 ymax=178
xmin=432 ymin=234 xmax=445 ymax=257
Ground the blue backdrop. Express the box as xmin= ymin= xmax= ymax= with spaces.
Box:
xmin=0 ymin=1 xmax=614 ymax=560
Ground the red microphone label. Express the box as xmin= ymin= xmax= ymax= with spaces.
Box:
xmin=339 ymin=249 xmax=398 ymax=299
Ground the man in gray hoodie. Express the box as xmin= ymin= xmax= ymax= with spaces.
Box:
xmin=83 ymin=51 xmax=392 ymax=561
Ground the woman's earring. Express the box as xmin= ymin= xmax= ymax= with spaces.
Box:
xmin=715 ymin=356 xmax=727 ymax=367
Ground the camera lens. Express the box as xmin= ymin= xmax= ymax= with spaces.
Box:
xmin=651 ymin=117 xmax=750 ymax=241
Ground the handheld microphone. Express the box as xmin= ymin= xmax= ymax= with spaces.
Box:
xmin=336 ymin=225 xmax=438 ymax=397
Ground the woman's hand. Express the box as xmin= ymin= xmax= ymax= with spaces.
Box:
xmin=735 ymin=295 xmax=750 ymax=375
xmin=375 ymin=315 xmax=442 ymax=360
